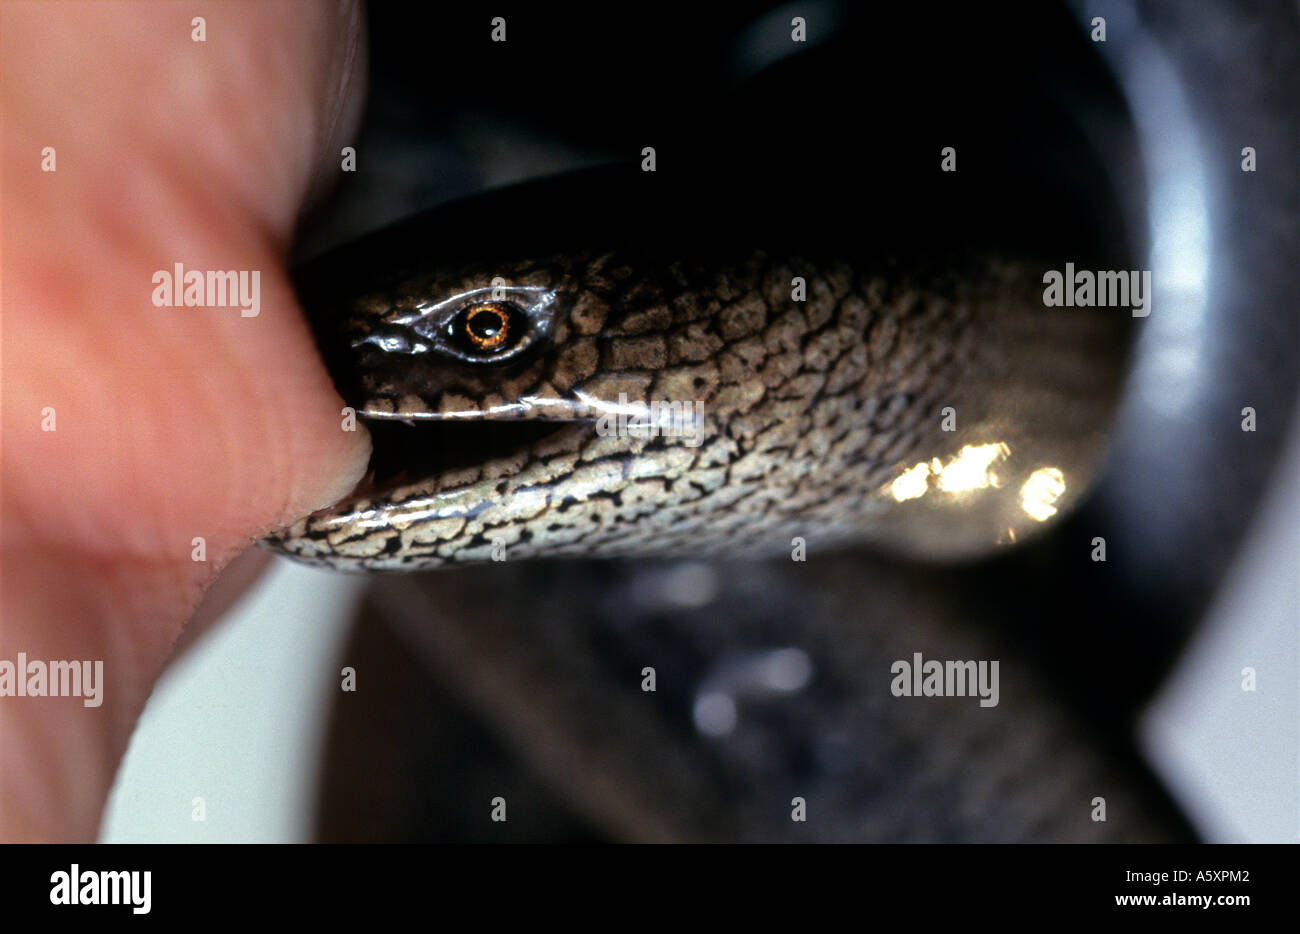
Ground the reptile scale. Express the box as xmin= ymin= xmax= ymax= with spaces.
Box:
xmin=256 ymin=5 xmax=1258 ymax=841
xmin=264 ymin=169 xmax=1131 ymax=571
xmin=267 ymin=168 xmax=1184 ymax=843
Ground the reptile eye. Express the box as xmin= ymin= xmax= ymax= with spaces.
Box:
xmin=450 ymin=301 xmax=524 ymax=356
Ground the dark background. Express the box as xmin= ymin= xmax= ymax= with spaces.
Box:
xmin=298 ymin=0 xmax=1299 ymax=842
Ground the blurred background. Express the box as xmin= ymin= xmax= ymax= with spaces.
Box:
xmin=101 ymin=0 xmax=1298 ymax=842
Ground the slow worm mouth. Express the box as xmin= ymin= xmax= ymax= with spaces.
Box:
xmin=351 ymin=417 xmax=593 ymax=500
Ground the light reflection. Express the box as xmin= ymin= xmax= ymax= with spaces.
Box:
xmin=889 ymin=461 xmax=932 ymax=501
xmin=935 ymin=442 xmax=1010 ymax=493
xmin=1020 ymin=467 xmax=1066 ymax=521
xmin=887 ymin=442 xmax=1011 ymax=502
xmin=1086 ymin=5 xmax=1210 ymax=419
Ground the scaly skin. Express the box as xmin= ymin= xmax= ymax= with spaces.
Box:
xmin=265 ymin=171 xmax=1132 ymax=570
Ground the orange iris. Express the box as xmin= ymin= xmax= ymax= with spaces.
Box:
xmin=464 ymin=303 xmax=510 ymax=351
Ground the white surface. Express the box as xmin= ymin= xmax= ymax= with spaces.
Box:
xmin=1141 ymin=411 xmax=1300 ymax=843
xmin=99 ymin=560 xmax=365 ymax=843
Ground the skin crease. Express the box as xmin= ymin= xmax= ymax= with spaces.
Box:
xmin=0 ymin=2 xmax=370 ymax=842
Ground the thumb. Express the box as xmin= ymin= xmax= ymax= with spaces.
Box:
xmin=0 ymin=0 xmax=369 ymax=841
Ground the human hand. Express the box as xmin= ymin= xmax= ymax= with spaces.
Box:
xmin=1 ymin=0 xmax=370 ymax=841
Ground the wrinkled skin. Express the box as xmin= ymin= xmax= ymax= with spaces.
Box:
xmin=0 ymin=0 xmax=369 ymax=843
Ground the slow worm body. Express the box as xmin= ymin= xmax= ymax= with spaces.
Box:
xmin=265 ymin=168 xmax=1132 ymax=571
